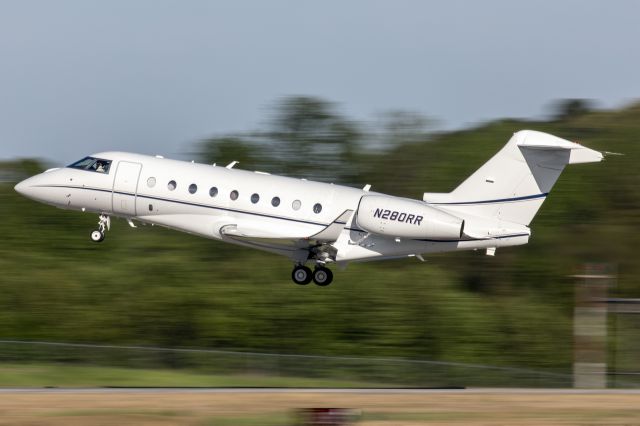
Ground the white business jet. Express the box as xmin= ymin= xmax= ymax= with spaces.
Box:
xmin=15 ymin=130 xmax=603 ymax=286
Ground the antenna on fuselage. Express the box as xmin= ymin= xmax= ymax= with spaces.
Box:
xmin=226 ymin=161 xmax=239 ymax=169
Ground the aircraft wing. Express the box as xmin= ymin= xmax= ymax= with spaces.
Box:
xmin=219 ymin=209 xmax=353 ymax=252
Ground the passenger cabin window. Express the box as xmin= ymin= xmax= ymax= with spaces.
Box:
xmin=147 ymin=177 xmax=156 ymax=188
xmin=167 ymin=180 xmax=177 ymax=191
xmin=230 ymin=190 xmax=239 ymax=200
xmin=251 ymin=193 xmax=259 ymax=204
xmin=189 ymin=184 xmax=197 ymax=194
xmin=67 ymin=156 xmax=112 ymax=174
xmin=271 ymin=196 xmax=280 ymax=207
xmin=209 ymin=187 xmax=218 ymax=197
xmin=292 ymin=200 xmax=301 ymax=210
xmin=313 ymin=203 xmax=322 ymax=214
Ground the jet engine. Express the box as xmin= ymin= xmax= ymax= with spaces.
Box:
xmin=356 ymin=195 xmax=464 ymax=239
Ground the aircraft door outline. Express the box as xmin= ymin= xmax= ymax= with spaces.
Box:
xmin=112 ymin=161 xmax=142 ymax=216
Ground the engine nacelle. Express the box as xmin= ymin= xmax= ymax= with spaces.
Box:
xmin=356 ymin=195 xmax=464 ymax=239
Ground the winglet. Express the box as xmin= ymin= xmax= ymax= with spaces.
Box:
xmin=311 ymin=209 xmax=353 ymax=242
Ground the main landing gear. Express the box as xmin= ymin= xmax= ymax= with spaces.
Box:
xmin=292 ymin=264 xmax=333 ymax=286
xmin=90 ymin=214 xmax=110 ymax=243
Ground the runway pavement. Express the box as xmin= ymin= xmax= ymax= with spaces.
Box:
xmin=2 ymin=387 xmax=640 ymax=394
xmin=1 ymin=387 xmax=640 ymax=425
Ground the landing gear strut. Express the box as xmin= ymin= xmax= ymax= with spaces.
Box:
xmin=90 ymin=214 xmax=110 ymax=243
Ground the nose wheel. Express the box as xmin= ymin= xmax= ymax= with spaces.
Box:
xmin=90 ymin=230 xmax=104 ymax=242
xmin=91 ymin=214 xmax=110 ymax=243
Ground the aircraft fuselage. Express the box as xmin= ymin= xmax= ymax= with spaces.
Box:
xmin=17 ymin=130 xmax=601 ymax=285
xmin=14 ymin=151 xmax=528 ymax=266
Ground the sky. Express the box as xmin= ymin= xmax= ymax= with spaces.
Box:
xmin=1 ymin=0 xmax=639 ymax=164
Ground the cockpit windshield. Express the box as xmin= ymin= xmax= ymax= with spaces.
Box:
xmin=67 ymin=156 xmax=112 ymax=174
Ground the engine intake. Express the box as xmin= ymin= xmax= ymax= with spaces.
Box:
xmin=356 ymin=195 xmax=464 ymax=239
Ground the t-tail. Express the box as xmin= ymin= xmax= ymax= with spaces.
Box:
xmin=423 ymin=130 xmax=603 ymax=227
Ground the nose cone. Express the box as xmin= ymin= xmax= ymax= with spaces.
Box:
xmin=14 ymin=170 xmax=72 ymax=207
xmin=14 ymin=175 xmax=44 ymax=201
xmin=14 ymin=179 xmax=31 ymax=197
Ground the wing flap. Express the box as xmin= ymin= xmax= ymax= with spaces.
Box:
xmin=219 ymin=209 xmax=353 ymax=249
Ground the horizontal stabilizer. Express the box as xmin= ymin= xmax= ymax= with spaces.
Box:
xmin=517 ymin=131 xmax=603 ymax=164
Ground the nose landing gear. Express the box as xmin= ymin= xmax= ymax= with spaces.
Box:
xmin=291 ymin=264 xmax=334 ymax=286
xmin=90 ymin=214 xmax=110 ymax=243
xmin=90 ymin=230 xmax=104 ymax=242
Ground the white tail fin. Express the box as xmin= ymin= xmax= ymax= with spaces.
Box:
xmin=423 ymin=130 xmax=603 ymax=226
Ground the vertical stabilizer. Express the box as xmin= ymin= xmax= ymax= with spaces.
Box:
xmin=423 ymin=130 xmax=602 ymax=226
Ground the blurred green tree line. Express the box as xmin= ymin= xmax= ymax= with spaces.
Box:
xmin=0 ymin=97 xmax=638 ymax=373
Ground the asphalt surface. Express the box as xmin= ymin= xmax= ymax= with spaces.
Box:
xmin=1 ymin=387 xmax=640 ymax=394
